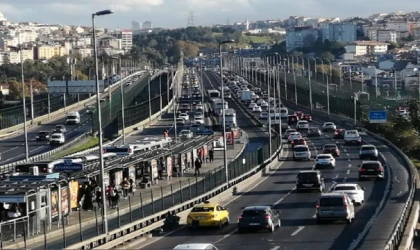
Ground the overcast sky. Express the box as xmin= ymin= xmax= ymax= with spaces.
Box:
xmin=1 ymin=0 xmax=419 ymax=29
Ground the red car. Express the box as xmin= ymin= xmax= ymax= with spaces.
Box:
xmin=323 ymin=144 xmax=340 ymax=157
xmin=334 ymin=129 xmax=345 ymax=139
xmin=292 ymin=138 xmax=307 ymax=148
xmin=294 ymin=111 xmax=304 ymax=119
xmin=302 ymin=114 xmax=312 ymax=121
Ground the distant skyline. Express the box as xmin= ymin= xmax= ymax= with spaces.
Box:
xmin=1 ymin=0 xmax=420 ymax=29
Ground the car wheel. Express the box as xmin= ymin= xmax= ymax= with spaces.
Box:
xmin=316 ymin=218 xmax=323 ymax=224
xmin=346 ymin=217 xmax=352 ymax=224
xmin=277 ymin=219 xmax=281 ymax=228
xmin=218 ymin=220 xmax=223 ymax=228
xmin=238 ymin=228 xmax=245 ymax=234
xmin=225 ymin=216 xmax=230 ymax=225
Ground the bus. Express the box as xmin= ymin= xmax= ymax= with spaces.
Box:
xmin=207 ymin=90 xmax=220 ymax=102
xmin=15 ymin=160 xmax=62 ymax=174
xmin=218 ymin=108 xmax=237 ymax=129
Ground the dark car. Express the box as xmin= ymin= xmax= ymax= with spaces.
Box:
xmin=334 ymin=129 xmax=345 ymax=139
xmin=294 ymin=111 xmax=304 ymax=119
xmin=323 ymin=144 xmax=340 ymax=157
xmin=287 ymin=115 xmax=299 ymax=125
xmin=302 ymin=114 xmax=312 ymax=122
xmin=358 ymin=161 xmax=385 ymax=180
xmin=296 ymin=170 xmax=325 ymax=192
xmin=36 ymin=131 xmax=51 ymax=141
xmin=237 ymin=206 xmax=281 ymax=234
xmin=307 ymin=127 xmax=322 ymax=137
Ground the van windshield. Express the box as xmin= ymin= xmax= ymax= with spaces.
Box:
xmin=319 ymin=197 xmax=344 ymax=206
xmin=67 ymin=116 xmax=77 ymax=119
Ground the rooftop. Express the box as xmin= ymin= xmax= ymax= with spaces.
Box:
xmin=348 ymin=41 xmax=389 ymax=46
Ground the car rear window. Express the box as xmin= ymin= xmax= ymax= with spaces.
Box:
xmin=334 ymin=186 xmax=356 ymax=191
xmin=317 ymin=155 xmax=331 ymax=159
xmin=362 ymin=146 xmax=376 ymax=150
xmin=297 ymin=173 xmax=318 ymax=180
xmin=324 ymin=145 xmax=336 ymax=149
xmin=361 ymin=163 xmax=380 ymax=169
xmin=294 ymin=147 xmax=309 ymax=152
xmin=319 ymin=197 xmax=344 ymax=207
xmin=39 ymin=132 xmax=48 ymax=135
xmin=242 ymin=210 xmax=266 ymax=217
xmin=191 ymin=207 xmax=214 ymax=212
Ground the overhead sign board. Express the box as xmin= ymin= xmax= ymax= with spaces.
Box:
xmin=53 ymin=160 xmax=83 ymax=172
xmin=369 ymin=110 xmax=387 ymax=124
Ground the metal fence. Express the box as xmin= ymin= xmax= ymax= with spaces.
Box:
xmin=0 ymin=135 xmax=281 ymax=249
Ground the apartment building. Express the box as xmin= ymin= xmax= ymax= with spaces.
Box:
xmin=4 ymin=48 xmax=34 ymax=64
xmin=286 ymin=26 xmax=318 ymax=52
xmin=412 ymin=27 xmax=420 ymax=39
xmin=111 ymin=30 xmax=133 ymax=50
xmin=320 ymin=22 xmax=357 ymax=43
xmin=71 ymin=47 xmax=93 ymax=58
xmin=345 ymin=41 xmax=389 ymax=56
xmin=386 ymin=20 xmax=408 ymax=32
xmin=34 ymin=45 xmax=67 ymax=60
xmin=377 ymin=29 xmax=397 ymax=43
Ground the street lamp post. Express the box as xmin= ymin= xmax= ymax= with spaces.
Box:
xmin=291 ymin=56 xmax=298 ymax=106
xmin=306 ymin=57 xmax=313 ymax=112
xmin=92 ymin=9 xmax=113 ymax=234
xmin=111 ymin=56 xmax=126 ymax=144
xmin=323 ymin=58 xmax=332 ymax=116
xmin=8 ymin=45 xmax=29 ymax=160
xmin=148 ymin=76 xmax=152 ymax=123
xmin=219 ymin=39 xmax=234 ymax=185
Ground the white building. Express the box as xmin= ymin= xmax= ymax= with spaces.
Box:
xmin=143 ymin=21 xmax=153 ymax=29
xmin=4 ymin=48 xmax=34 ymax=64
xmin=320 ymin=22 xmax=357 ymax=43
xmin=111 ymin=30 xmax=133 ymax=50
xmin=377 ymin=30 xmax=397 ymax=43
xmin=71 ymin=47 xmax=93 ymax=58
xmin=345 ymin=41 xmax=389 ymax=56
xmin=286 ymin=26 xmax=318 ymax=52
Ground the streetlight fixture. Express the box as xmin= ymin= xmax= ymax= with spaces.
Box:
xmin=111 ymin=56 xmax=126 ymax=145
xmin=263 ymin=52 xmax=278 ymax=155
xmin=92 ymin=8 xmax=114 ymax=234
xmin=8 ymin=45 xmax=29 ymax=160
xmin=219 ymin=39 xmax=234 ymax=185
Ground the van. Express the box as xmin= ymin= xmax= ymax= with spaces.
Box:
xmin=66 ymin=112 xmax=80 ymax=125
xmin=315 ymin=192 xmax=355 ymax=224
xmin=280 ymin=107 xmax=288 ymax=119
xmin=173 ymin=243 xmax=218 ymax=250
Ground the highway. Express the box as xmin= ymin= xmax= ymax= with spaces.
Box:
xmin=0 ymin=72 xmax=153 ymax=165
xmin=137 ymin=71 xmax=410 ymax=250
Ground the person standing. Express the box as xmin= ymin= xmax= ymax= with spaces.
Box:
xmin=194 ymin=158 xmax=202 ymax=176
xmin=95 ymin=188 xmax=103 ymax=210
xmin=121 ymin=178 xmax=130 ymax=199
xmin=209 ymin=148 xmax=214 ymax=162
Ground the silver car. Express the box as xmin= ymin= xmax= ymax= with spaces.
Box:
xmin=316 ymin=192 xmax=355 ymax=224
xmin=179 ymin=130 xmax=193 ymax=138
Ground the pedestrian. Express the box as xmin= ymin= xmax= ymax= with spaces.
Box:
xmin=106 ymin=185 xmax=113 ymax=208
xmin=158 ymin=160 xmax=164 ymax=179
xmin=209 ymin=148 xmax=214 ymax=162
xmin=194 ymin=158 xmax=202 ymax=176
xmin=121 ymin=178 xmax=130 ymax=199
xmin=129 ymin=178 xmax=136 ymax=196
xmin=95 ymin=188 xmax=103 ymax=210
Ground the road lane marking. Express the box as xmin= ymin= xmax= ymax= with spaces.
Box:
xmin=394 ymin=176 xmax=400 ymax=183
xmin=214 ymin=229 xmax=238 ymax=244
xmin=348 ymin=159 xmax=351 ymax=162
xmin=342 ymin=177 xmax=347 ymax=182
xmin=343 ymin=149 xmax=347 ymax=152
xmin=291 ymin=226 xmax=305 ymax=236
xmin=346 ymin=153 xmax=350 ymax=157
xmin=348 ymin=164 xmax=351 ymax=168
xmin=334 ymin=174 xmax=339 ymax=179
xmin=270 ymin=247 xmax=280 ymax=250
xmin=273 ymin=187 xmax=296 ymax=206
xmin=346 ymin=170 xmax=350 ymax=175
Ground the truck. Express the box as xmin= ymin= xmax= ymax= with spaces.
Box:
xmin=344 ymin=130 xmax=362 ymax=145
xmin=241 ymin=90 xmax=253 ymax=104
xmin=66 ymin=111 xmax=81 ymax=125
xmin=212 ymin=98 xmax=228 ymax=116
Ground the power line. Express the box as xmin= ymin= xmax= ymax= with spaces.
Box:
xmin=187 ymin=11 xmax=196 ymax=27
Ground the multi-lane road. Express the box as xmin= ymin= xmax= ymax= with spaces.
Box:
xmin=136 ymin=70 xmax=410 ymax=250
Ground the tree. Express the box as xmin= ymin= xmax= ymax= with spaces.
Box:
xmin=178 ymin=41 xmax=199 ymax=58
xmin=320 ymin=52 xmax=335 ymax=61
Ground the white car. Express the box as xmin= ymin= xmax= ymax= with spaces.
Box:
xmin=179 ymin=130 xmax=193 ymax=138
xmin=288 ymin=132 xmax=302 ymax=143
xmin=249 ymin=102 xmax=258 ymax=110
xmin=50 ymin=133 xmax=65 ymax=145
xmin=195 ymin=104 xmax=204 ymax=110
xmin=194 ymin=112 xmax=204 ymax=119
xmin=283 ymin=129 xmax=297 ymax=139
xmin=194 ymin=117 xmax=204 ymax=124
xmin=331 ymin=183 xmax=365 ymax=205
xmin=176 ymin=118 xmax=185 ymax=125
xmin=253 ymin=106 xmax=262 ymax=113
xmin=315 ymin=154 xmax=336 ymax=169
xmin=293 ymin=145 xmax=311 ymax=161
xmin=259 ymin=112 xmax=269 ymax=119
xmin=251 ymin=95 xmax=260 ymax=101
xmin=178 ymin=113 xmax=189 ymax=121
xmin=296 ymin=120 xmax=309 ymax=131
xmin=256 ymin=99 xmax=265 ymax=105
xmin=260 ymin=101 xmax=268 ymax=108
xmin=322 ymin=122 xmax=336 ymax=131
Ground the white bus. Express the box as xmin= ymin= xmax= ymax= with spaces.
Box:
xmin=207 ymin=90 xmax=220 ymax=102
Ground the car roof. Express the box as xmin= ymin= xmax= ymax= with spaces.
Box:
xmin=317 ymin=154 xmax=333 ymax=157
xmin=243 ymin=206 xmax=270 ymax=211
xmin=361 ymin=144 xmax=376 ymax=148
xmin=324 ymin=122 xmax=334 ymax=124
xmin=319 ymin=192 xmax=346 ymax=197
xmin=334 ymin=183 xmax=358 ymax=187
xmin=299 ymin=170 xmax=319 ymax=174
xmin=174 ymin=243 xmax=216 ymax=249
xmin=294 ymin=145 xmax=308 ymax=148
xmin=324 ymin=144 xmax=337 ymax=147
xmin=193 ymin=203 xmax=217 ymax=208
xmin=361 ymin=160 xmax=381 ymax=164
xmin=39 ymin=131 xmax=50 ymax=133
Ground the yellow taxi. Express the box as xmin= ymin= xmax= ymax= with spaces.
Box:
xmin=187 ymin=201 xmax=230 ymax=229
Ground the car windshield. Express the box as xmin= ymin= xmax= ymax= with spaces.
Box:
xmin=39 ymin=132 xmax=48 ymax=135
xmin=67 ymin=116 xmax=77 ymax=119
xmin=298 ymin=121 xmax=308 ymax=124
xmin=191 ymin=207 xmax=214 ymax=212
xmin=310 ymin=127 xmax=319 ymax=131
xmin=334 ymin=186 xmax=356 ymax=191
xmin=317 ymin=155 xmax=331 ymax=159
xmin=294 ymin=147 xmax=308 ymax=152
xmin=55 ymin=126 xmax=63 ymax=129
xmin=319 ymin=197 xmax=344 ymax=207
xmin=362 ymin=146 xmax=376 ymax=150
xmin=51 ymin=135 xmax=61 ymax=139
xmin=361 ymin=163 xmax=380 ymax=169
xmin=324 ymin=145 xmax=336 ymax=149
xmin=325 ymin=123 xmax=334 ymax=126
xmin=242 ymin=210 xmax=267 ymax=217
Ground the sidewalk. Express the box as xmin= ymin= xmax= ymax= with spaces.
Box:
xmin=3 ymin=133 xmax=248 ymax=249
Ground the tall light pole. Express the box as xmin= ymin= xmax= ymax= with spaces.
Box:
xmin=291 ymin=56 xmax=298 ymax=105
xmin=92 ymin=9 xmax=113 ymax=234
xmin=306 ymin=57 xmax=313 ymax=112
xmin=317 ymin=57 xmax=331 ymax=116
xmin=358 ymin=63 xmax=365 ymax=92
xmin=111 ymin=56 xmax=126 ymax=144
xmin=219 ymin=39 xmax=234 ymax=185
xmin=8 ymin=45 xmax=29 ymax=160
xmin=264 ymin=53 xmax=277 ymax=155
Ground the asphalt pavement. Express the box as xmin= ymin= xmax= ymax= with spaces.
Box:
xmin=135 ymin=71 xmax=410 ymax=250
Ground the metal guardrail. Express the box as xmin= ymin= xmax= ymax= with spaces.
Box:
xmin=246 ymin=70 xmax=418 ymax=250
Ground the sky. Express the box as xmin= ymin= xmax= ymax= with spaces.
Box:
xmin=1 ymin=0 xmax=420 ymax=29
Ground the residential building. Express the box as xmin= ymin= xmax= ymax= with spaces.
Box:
xmin=15 ymin=30 xmax=38 ymax=43
xmin=75 ymin=26 xmax=85 ymax=33
xmin=286 ymin=26 xmax=318 ymax=52
xmin=386 ymin=20 xmax=408 ymax=32
xmin=345 ymin=41 xmax=389 ymax=56
xmin=71 ymin=47 xmax=93 ymax=58
xmin=0 ymin=52 xmax=4 ymax=65
xmin=408 ymin=22 xmax=418 ymax=34
xmin=0 ymin=35 xmax=18 ymax=51
xmin=143 ymin=21 xmax=153 ymax=29
xmin=4 ymin=48 xmax=34 ymax=64
xmin=320 ymin=22 xmax=357 ymax=43
xmin=377 ymin=30 xmax=397 ymax=43
xmin=35 ymin=45 xmax=67 ymax=60
xmin=111 ymin=30 xmax=133 ymax=50
xmin=132 ymin=21 xmax=141 ymax=31
xmin=99 ymin=36 xmax=122 ymax=50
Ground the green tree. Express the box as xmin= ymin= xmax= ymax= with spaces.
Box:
xmin=320 ymin=52 xmax=335 ymax=61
